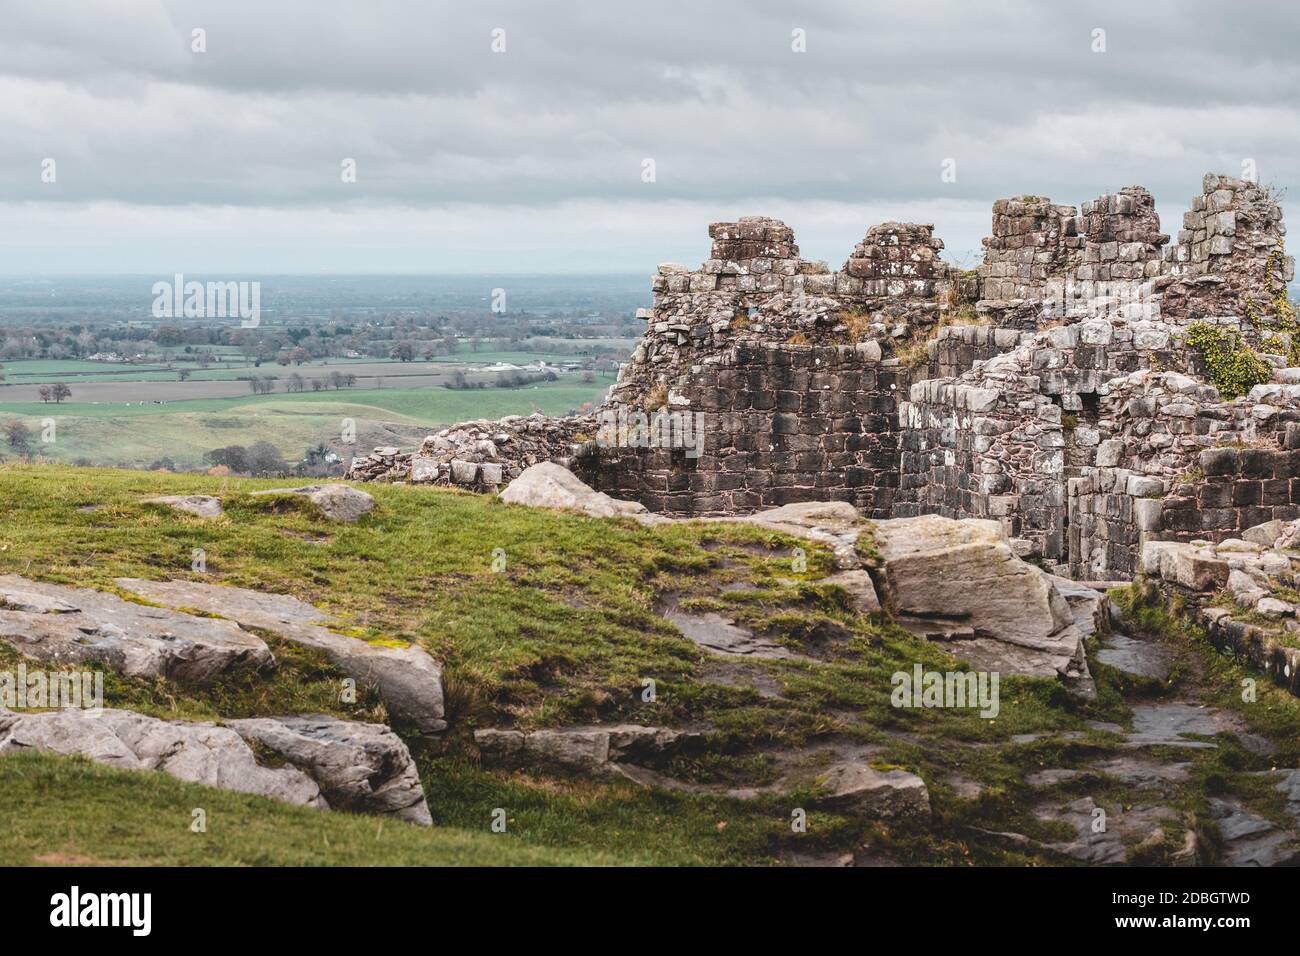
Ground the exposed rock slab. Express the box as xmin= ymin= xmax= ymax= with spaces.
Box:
xmin=227 ymin=715 xmax=431 ymax=825
xmin=114 ymin=578 xmax=446 ymax=733
xmin=819 ymin=570 xmax=881 ymax=613
xmin=251 ymin=483 xmax=375 ymax=522
xmin=144 ymin=495 xmax=224 ymax=518
xmin=716 ymin=501 xmax=867 ymax=570
xmin=474 ymin=724 xmax=697 ymax=775
xmin=869 ymin=515 xmax=1091 ymax=688
xmin=1124 ymin=701 xmax=1258 ymax=749
xmin=0 ymin=707 xmax=324 ymax=808
xmin=0 ymin=575 xmax=272 ymax=682
xmin=1035 ymin=796 xmax=1169 ymax=865
xmin=661 ymin=604 xmax=796 ymax=660
xmin=1209 ymin=798 xmax=1299 ymax=867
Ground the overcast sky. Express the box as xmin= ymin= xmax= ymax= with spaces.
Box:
xmin=1 ymin=0 xmax=1297 ymax=275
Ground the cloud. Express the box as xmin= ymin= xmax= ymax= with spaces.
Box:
xmin=1 ymin=0 xmax=1296 ymax=272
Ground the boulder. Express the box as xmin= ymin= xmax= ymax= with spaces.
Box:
xmin=227 ymin=715 xmax=431 ymax=825
xmin=0 ymin=575 xmax=272 ymax=682
xmin=251 ymin=484 xmax=375 ymax=522
xmin=0 ymin=707 xmax=325 ymax=808
xmin=868 ymin=516 xmax=1090 ymax=686
xmin=115 ymin=579 xmax=446 ymax=733
xmin=144 ymin=495 xmax=224 ymax=518
xmin=499 ymin=462 xmax=652 ymax=520
xmin=1243 ymin=520 xmax=1287 ymax=547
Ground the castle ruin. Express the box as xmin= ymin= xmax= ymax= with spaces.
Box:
xmin=348 ymin=173 xmax=1299 ymax=582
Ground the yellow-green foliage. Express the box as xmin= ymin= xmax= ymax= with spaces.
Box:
xmin=1185 ymin=323 xmax=1272 ymax=399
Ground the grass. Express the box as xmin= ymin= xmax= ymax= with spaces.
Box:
xmin=0 ymin=751 xmax=601 ymax=866
xmin=2 ymin=466 xmax=1299 ymax=865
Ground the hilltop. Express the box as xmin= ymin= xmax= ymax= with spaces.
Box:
xmin=4 ymin=464 xmax=1300 ymax=866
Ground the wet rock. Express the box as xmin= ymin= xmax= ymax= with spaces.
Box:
xmin=115 ymin=579 xmax=446 ymax=733
xmin=251 ymin=483 xmax=375 ymax=522
xmin=0 ymin=575 xmax=272 ymax=683
xmin=227 ymin=715 xmax=431 ymax=825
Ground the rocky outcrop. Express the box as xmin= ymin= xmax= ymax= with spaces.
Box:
xmin=114 ymin=578 xmax=446 ymax=733
xmin=868 ymin=515 xmax=1091 ymax=688
xmin=0 ymin=575 xmax=272 ymax=682
xmin=0 ymin=707 xmax=325 ymax=808
xmin=0 ymin=707 xmax=434 ymax=825
xmin=227 ymin=715 xmax=431 ymax=825
xmin=346 ymin=413 xmax=594 ymax=491
xmin=251 ymin=484 xmax=374 ymax=522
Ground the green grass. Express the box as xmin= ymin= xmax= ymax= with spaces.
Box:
xmin=3 ymin=466 xmax=1299 ymax=865
xmin=0 ymin=751 xmax=602 ymax=866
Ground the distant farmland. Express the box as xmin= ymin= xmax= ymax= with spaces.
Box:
xmin=0 ymin=356 xmax=613 ymax=469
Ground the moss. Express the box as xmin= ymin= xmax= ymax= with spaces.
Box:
xmin=1185 ymin=323 xmax=1272 ymax=398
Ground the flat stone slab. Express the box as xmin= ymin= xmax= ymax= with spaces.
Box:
xmin=1095 ymin=633 xmax=1172 ymax=680
xmin=115 ymin=578 xmax=446 ymax=733
xmin=144 ymin=495 xmax=223 ymax=518
xmin=228 ymin=715 xmax=431 ymax=825
xmin=0 ymin=575 xmax=272 ymax=682
xmin=662 ymin=607 xmax=796 ymax=660
xmin=1125 ymin=702 xmax=1254 ymax=749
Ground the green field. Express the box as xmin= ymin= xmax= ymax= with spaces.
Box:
xmin=0 ymin=377 xmax=613 ymax=468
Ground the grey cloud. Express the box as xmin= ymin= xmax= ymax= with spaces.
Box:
xmin=0 ymin=0 xmax=1295 ymax=272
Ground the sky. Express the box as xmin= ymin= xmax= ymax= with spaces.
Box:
xmin=1 ymin=0 xmax=1297 ymax=275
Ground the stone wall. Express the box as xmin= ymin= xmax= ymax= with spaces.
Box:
xmin=590 ymin=342 xmax=908 ymax=516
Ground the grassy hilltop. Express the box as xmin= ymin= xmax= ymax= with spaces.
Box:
xmin=2 ymin=465 xmax=1300 ymax=866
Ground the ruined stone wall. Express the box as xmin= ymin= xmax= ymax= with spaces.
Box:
xmin=1067 ymin=374 xmax=1300 ymax=579
xmin=588 ymin=343 xmax=907 ymax=516
xmin=895 ymin=363 xmax=1066 ymax=559
xmin=345 ymin=172 xmax=1300 ymax=585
